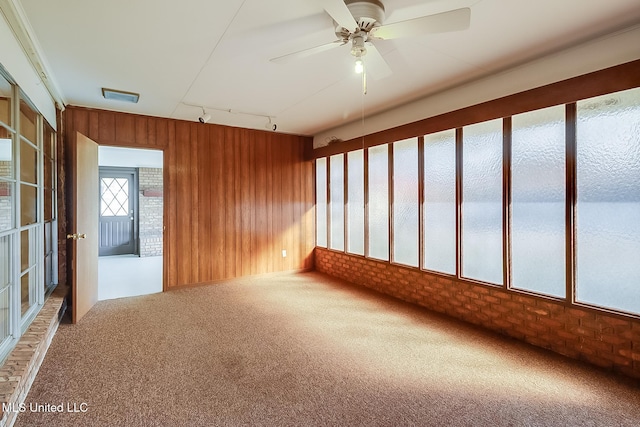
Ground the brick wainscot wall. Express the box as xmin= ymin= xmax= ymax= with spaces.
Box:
xmin=315 ymin=247 xmax=640 ymax=380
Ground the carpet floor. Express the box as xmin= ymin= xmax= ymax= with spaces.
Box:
xmin=15 ymin=272 xmax=640 ymax=426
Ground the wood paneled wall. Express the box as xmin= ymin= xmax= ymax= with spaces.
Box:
xmin=63 ymin=107 xmax=315 ymax=289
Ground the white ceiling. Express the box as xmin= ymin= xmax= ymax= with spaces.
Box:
xmin=17 ymin=0 xmax=640 ymax=137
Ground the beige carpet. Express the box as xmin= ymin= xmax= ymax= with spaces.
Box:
xmin=15 ymin=272 xmax=640 ymax=426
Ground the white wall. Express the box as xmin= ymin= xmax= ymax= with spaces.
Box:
xmin=0 ymin=8 xmax=57 ymax=129
xmin=314 ymin=24 xmax=640 ymax=147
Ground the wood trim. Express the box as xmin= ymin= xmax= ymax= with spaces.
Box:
xmin=418 ymin=136 xmax=425 ymax=271
xmin=455 ymin=128 xmax=463 ymax=279
xmin=502 ymin=117 xmax=512 ymax=290
xmin=310 ymin=59 xmax=640 ymax=159
xmin=566 ymin=103 xmax=577 ymax=303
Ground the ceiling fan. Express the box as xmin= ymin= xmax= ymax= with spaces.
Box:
xmin=270 ymin=0 xmax=471 ymax=85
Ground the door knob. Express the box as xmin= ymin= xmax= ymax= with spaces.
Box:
xmin=66 ymin=233 xmax=87 ymax=240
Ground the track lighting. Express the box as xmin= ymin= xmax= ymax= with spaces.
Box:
xmin=198 ymin=108 xmax=211 ymax=124
xmin=265 ymin=117 xmax=277 ymax=132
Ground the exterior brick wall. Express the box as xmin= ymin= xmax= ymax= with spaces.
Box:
xmin=315 ymin=247 xmax=640 ymax=379
xmin=138 ymin=168 xmax=163 ymax=257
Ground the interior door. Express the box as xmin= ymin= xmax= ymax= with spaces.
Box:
xmin=99 ymin=167 xmax=138 ymax=256
xmin=69 ymin=132 xmax=99 ymax=323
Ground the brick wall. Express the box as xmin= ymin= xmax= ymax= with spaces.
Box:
xmin=315 ymin=247 xmax=640 ymax=379
xmin=138 ymin=168 xmax=163 ymax=257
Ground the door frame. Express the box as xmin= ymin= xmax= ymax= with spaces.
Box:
xmin=98 ymin=166 xmax=139 ymax=257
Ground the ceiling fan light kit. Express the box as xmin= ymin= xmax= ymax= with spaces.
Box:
xmin=271 ymin=0 xmax=471 ymax=84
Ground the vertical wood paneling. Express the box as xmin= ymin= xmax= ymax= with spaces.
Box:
xmin=64 ymin=106 xmax=314 ymax=290
xmin=224 ymin=128 xmax=237 ymax=279
xmin=175 ymin=121 xmax=192 ymax=285
xmin=190 ymin=123 xmax=200 ymax=282
xmin=305 ymin=156 xmax=316 ymax=269
xmin=240 ymin=131 xmax=251 ymax=277
xmin=196 ymin=123 xmax=210 ymax=281
xmin=249 ymin=133 xmax=257 ymax=275
xmin=282 ymin=137 xmax=294 ymax=271
xmin=135 ymin=116 xmax=148 ymax=145
xmin=167 ymin=120 xmax=177 ymax=288
xmin=273 ymin=135 xmax=283 ymax=272
xmin=89 ymin=111 xmax=99 ymax=140
xmin=255 ymin=134 xmax=268 ymax=274
xmin=115 ymin=114 xmax=135 ymax=144
xmin=98 ymin=112 xmax=115 ymax=143
xmin=266 ymin=134 xmax=275 ymax=273
xmin=210 ymin=126 xmax=225 ymax=280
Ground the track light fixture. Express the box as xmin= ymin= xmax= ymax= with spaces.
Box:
xmin=198 ymin=107 xmax=211 ymax=124
xmin=265 ymin=117 xmax=277 ymax=132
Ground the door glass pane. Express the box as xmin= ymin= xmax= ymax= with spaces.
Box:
xmin=393 ymin=138 xmax=419 ymax=267
xmin=511 ymin=106 xmax=566 ymax=297
xmin=0 ymin=73 xmax=12 ymax=127
xmin=20 ymin=140 xmax=38 ymax=184
xmin=20 ymin=98 xmax=37 ymax=144
xmin=347 ymin=150 xmax=364 ymax=255
xmin=101 ymin=177 xmax=130 ymax=216
xmin=576 ymin=87 xmax=640 ymax=315
xmin=462 ymin=119 xmax=503 ymax=284
xmin=20 ymin=184 xmax=37 ymax=226
xmin=329 ymin=154 xmax=344 ymax=251
xmin=316 ymin=158 xmax=327 ymax=248
xmin=368 ymin=144 xmax=389 ymax=260
xmin=0 ymin=130 xmax=12 ymax=179
xmin=0 ymin=180 xmax=12 ymax=231
xmin=424 ymin=129 xmax=456 ymax=274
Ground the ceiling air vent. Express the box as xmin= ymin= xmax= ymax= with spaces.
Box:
xmin=102 ymin=88 xmax=139 ymax=103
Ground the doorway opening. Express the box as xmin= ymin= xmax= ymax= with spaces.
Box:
xmin=97 ymin=146 xmax=163 ymax=300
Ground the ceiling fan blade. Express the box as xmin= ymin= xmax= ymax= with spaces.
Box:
xmin=364 ymin=43 xmax=392 ymax=80
xmin=322 ymin=0 xmax=358 ymax=33
xmin=370 ymin=7 xmax=470 ymax=40
xmin=270 ymin=40 xmax=346 ymax=64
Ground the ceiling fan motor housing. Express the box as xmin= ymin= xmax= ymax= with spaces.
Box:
xmin=343 ymin=0 xmax=386 ymax=32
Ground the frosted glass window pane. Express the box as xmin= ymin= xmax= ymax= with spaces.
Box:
xmin=329 ymin=154 xmax=344 ymax=251
xmin=368 ymin=145 xmax=389 ymax=260
xmin=511 ymin=106 xmax=566 ymax=297
xmin=347 ymin=150 xmax=364 ymax=255
xmin=576 ymin=87 xmax=640 ymax=315
xmin=424 ymin=130 xmax=456 ymax=274
xmin=462 ymin=119 xmax=503 ymax=284
xmin=393 ymin=138 xmax=419 ymax=266
xmin=316 ymin=158 xmax=327 ymax=247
